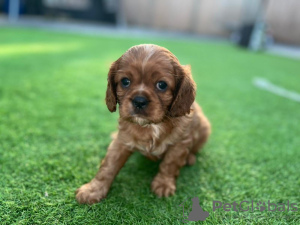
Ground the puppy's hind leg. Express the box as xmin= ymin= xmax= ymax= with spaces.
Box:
xmin=151 ymin=145 xmax=189 ymax=197
xmin=187 ymin=122 xmax=211 ymax=166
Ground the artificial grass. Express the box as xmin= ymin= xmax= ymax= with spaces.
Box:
xmin=0 ymin=27 xmax=299 ymax=224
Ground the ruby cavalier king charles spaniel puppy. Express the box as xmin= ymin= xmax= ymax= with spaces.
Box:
xmin=76 ymin=44 xmax=211 ymax=204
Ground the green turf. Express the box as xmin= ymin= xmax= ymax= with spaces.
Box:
xmin=0 ymin=28 xmax=299 ymax=224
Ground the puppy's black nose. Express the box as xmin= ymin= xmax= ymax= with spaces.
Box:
xmin=132 ymin=96 xmax=148 ymax=109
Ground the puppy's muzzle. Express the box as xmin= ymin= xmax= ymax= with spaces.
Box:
xmin=132 ymin=96 xmax=148 ymax=110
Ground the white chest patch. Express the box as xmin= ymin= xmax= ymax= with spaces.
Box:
xmin=124 ymin=123 xmax=170 ymax=156
xmin=151 ymin=123 xmax=163 ymax=139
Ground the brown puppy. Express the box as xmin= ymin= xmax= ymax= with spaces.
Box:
xmin=76 ymin=44 xmax=211 ymax=204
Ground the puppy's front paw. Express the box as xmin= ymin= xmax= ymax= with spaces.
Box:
xmin=76 ymin=180 xmax=108 ymax=205
xmin=151 ymin=175 xmax=176 ymax=197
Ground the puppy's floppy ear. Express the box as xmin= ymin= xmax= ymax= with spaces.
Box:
xmin=169 ymin=64 xmax=196 ymax=117
xmin=105 ymin=58 xmax=121 ymax=112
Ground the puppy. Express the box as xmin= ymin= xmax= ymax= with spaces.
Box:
xmin=76 ymin=44 xmax=211 ymax=204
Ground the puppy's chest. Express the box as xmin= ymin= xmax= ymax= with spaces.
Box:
xmin=124 ymin=124 xmax=172 ymax=156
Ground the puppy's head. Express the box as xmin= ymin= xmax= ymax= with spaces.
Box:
xmin=105 ymin=44 xmax=196 ymax=125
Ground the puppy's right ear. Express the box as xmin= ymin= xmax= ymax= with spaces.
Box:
xmin=105 ymin=58 xmax=120 ymax=112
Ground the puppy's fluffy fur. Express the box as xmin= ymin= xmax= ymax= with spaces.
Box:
xmin=76 ymin=44 xmax=211 ymax=204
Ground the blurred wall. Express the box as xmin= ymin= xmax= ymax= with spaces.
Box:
xmin=122 ymin=0 xmax=300 ymax=45
xmin=266 ymin=0 xmax=300 ymax=45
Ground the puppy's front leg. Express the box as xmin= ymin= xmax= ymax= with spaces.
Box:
xmin=151 ymin=145 xmax=189 ymax=197
xmin=76 ymin=139 xmax=132 ymax=204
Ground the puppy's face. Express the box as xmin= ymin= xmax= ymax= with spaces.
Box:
xmin=106 ymin=44 xmax=196 ymax=125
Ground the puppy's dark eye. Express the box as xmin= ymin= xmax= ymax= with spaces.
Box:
xmin=156 ymin=81 xmax=167 ymax=91
xmin=121 ymin=78 xmax=130 ymax=87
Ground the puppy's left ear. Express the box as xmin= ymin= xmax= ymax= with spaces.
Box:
xmin=105 ymin=58 xmax=121 ymax=112
xmin=169 ymin=64 xmax=196 ymax=117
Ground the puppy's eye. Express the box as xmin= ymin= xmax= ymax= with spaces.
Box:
xmin=121 ymin=78 xmax=130 ymax=88
xmin=156 ymin=81 xmax=167 ymax=91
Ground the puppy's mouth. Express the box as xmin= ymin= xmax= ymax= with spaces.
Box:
xmin=127 ymin=105 xmax=150 ymax=125
xmin=130 ymin=116 xmax=151 ymax=126
xmin=121 ymin=98 xmax=164 ymax=126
